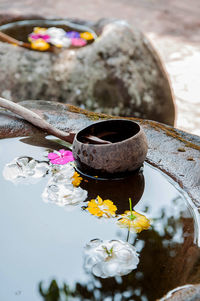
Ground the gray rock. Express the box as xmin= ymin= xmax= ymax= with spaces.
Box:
xmin=0 ymin=15 xmax=175 ymax=125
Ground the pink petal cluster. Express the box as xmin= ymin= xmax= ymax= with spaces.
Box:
xmin=71 ymin=38 xmax=87 ymax=47
xmin=29 ymin=33 xmax=50 ymax=42
xmin=48 ymin=149 xmax=75 ymax=165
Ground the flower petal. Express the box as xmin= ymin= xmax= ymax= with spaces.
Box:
xmin=48 ymin=153 xmax=59 ymax=160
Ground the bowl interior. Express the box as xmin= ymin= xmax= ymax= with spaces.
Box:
xmin=77 ymin=119 xmax=140 ymax=144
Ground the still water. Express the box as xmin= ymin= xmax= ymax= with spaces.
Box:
xmin=0 ymin=136 xmax=200 ymax=301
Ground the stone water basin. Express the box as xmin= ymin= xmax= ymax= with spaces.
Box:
xmin=0 ymin=19 xmax=97 ymax=49
xmin=0 ymin=135 xmax=200 ymax=301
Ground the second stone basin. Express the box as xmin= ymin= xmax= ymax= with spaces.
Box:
xmin=0 ymin=13 xmax=175 ymax=125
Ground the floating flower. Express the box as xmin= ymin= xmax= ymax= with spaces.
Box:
xmin=66 ymin=31 xmax=80 ymax=39
xmin=117 ymin=210 xmax=150 ymax=233
xmin=28 ymin=27 xmax=91 ymax=50
xmin=49 ymin=36 xmax=71 ymax=48
xmin=3 ymin=157 xmax=49 ymax=184
xmin=71 ymin=171 xmax=83 ymax=187
xmin=30 ymin=39 xmax=50 ymax=51
xmin=28 ymin=33 xmax=50 ymax=42
xmin=42 ymin=181 xmax=87 ymax=207
xmin=42 ymin=163 xmax=87 ymax=207
xmin=87 ymin=195 xmax=117 ymax=218
xmin=84 ymin=239 xmax=139 ymax=278
xmin=46 ymin=27 xmax=66 ymax=37
xmin=71 ymin=38 xmax=87 ymax=47
xmin=46 ymin=27 xmax=71 ymax=48
xmin=117 ymin=198 xmax=150 ymax=233
xmin=80 ymin=32 xmax=94 ymax=40
xmin=50 ymin=164 xmax=75 ymax=182
xmin=48 ymin=149 xmax=74 ymax=165
xmin=33 ymin=27 xmax=47 ymax=35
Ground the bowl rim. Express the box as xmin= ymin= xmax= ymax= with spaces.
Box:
xmin=74 ymin=119 xmax=145 ymax=147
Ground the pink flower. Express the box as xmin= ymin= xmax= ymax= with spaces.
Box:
xmin=48 ymin=149 xmax=75 ymax=165
xmin=71 ymin=38 xmax=87 ymax=47
xmin=29 ymin=33 xmax=50 ymax=42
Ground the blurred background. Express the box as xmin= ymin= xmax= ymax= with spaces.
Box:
xmin=0 ymin=0 xmax=199 ymax=135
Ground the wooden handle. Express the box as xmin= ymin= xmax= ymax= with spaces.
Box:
xmin=0 ymin=31 xmax=31 ymax=48
xmin=0 ymin=31 xmax=59 ymax=53
xmin=0 ymin=97 xmax=75 ymax=144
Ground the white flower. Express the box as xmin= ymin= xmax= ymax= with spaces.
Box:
xmin=46 ymin=27 xmax=71 ymax=47
xmin=49 ymin=37 xmax=71 ymax=47
xmin=84 ymin=239 xmax=139 ymax=278
xmin=3 ymin=157 xmax=49 ymax=184
xmin=42 ymin=164 xmax=87 ymax=206
xmin=46 ymin=27 xmax=66 ymax=37
xmin=50 ymin=164 xmax=75 ymax=183
xmin=42 ymin=181 xmax=87 ymax=206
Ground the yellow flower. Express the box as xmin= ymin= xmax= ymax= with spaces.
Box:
xmin=87 ymin=195 xmax=117 ymax=218
xmin=71 ymin=171 xmax=83 ymax=187
xmin=118 ymin=210 xmax=150 ymax=233
xmin=30 ymin=39 xmax=50 ymax=51
xmin=33 ymin=27 xmax=47 ymax=34
xmin=55 ymin=44 xmax=63 ymax=48
xmin=80 ymin=32 xmax=94 ymax=40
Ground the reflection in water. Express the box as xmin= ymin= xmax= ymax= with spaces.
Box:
xmin=80 ymin=168 xmax=145 ymax=214
xmin=38 ymin=201 xmax=200 ymax=301
xmin=0 ymin=136 xmax=200 ymax=301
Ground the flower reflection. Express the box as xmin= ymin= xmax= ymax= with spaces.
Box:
xmin=3 ymin=156 xmax=49 ymax=183
xmin=84 ymin=239 xmax=139 ymax=278
xmin=87 ymin=196 xmax=117 ymax=218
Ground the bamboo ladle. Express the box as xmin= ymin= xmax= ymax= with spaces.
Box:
xmin=0 ymin=31 xmax=58 ymax=52
xmin=0 ymin=97 xmax=148 ymax=176
xmin=0 ymin=97 xmax=111 ymax=145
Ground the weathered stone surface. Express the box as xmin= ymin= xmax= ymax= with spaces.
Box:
xmin=159 ymin=284 xmax=200 ymax=301
xmin=0 ymin=14 xmax=175 ymax=125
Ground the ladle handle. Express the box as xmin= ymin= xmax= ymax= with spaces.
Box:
xmin=0 ymin=97 xmax=75 ymax=143
xmin=0 ymin=31 xmax=58 ymax=53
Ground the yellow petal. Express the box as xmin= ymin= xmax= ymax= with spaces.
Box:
xmin=80 ymin=32 xmax=94 ymax=40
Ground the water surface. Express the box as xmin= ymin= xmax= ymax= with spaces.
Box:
xmin=0 ymin=136 xmax=200 ymax=301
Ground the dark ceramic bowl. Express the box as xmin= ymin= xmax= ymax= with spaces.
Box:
xmin=72 ymin=119 xmax=148 ymax=177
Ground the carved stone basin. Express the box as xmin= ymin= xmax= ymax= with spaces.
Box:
xmin=0 ymin=101 xmax=199 ymax=301
xmin=0 ymin=13 xmax=175 ymax=125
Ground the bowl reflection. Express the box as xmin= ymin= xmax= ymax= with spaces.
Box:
xmin=80 ymin=167 xmax=144 ymax=214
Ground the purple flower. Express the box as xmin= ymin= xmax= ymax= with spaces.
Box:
xmin=66 ymin=31 xmax=80 ymax=39
xmin=48 ymin=149 xmax=75 ymax=165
